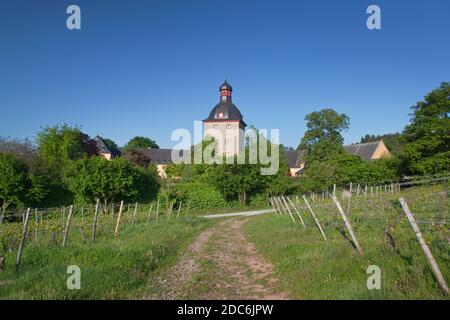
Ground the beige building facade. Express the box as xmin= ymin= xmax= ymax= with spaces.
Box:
xmin=203 ymin=120 xmax=245 ymax=156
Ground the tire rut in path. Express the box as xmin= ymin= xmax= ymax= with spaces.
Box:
xmin=146 ymin=218 xmax=289 ymax=300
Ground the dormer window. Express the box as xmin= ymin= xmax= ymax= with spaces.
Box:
xmin=218 ymin=112 xmax=224 ymax=119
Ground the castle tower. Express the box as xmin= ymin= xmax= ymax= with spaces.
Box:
xmin=203 ymin=81 xmax=246 ymax=156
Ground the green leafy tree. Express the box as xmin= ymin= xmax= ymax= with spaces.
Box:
xmin=62 ymin=157 xmax=157 ymax=209
xmin=299 ymin=153 xmax=397 ymax=193
xmin=124 ymin=136 xmax=159 ymax=151
xmin=36 ymin=124 xmax=87 ymax=178
xmin=0 ymin=154 xmax=28 ymax=210
xmin=297 ymin=108 xmax=399 ymax=192
xmin=207 ymin=159 xmax=263 ymax=205
xmin=164 ymin=129 xmax=292 ymax=204
xmin=363 ymin=158 xmax=398 ymax=184
xmin=207 ymin=135 xmax=292 ymax=204
xmin=26 ymin=173 xmax=50 ymax=206
xmin=298 ymin=108 xmax=350 ymax=161
xmin=400 ymin=82 xmax=450 ymax=175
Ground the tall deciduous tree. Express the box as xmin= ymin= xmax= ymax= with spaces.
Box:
xmin=207 ymin=160 xmax=262 ymax=205
xmin=124 ymin=136 xmax=159 ymax=151
xmin=298 ymin=108 xmax=350 ymax=162
xmin=401 ymin=82 xmax=450 ymax=175
xmin=207 ymin=132 xmax=291 ymax=205
xmin=36 ymin=124 xmax=87 ymax=178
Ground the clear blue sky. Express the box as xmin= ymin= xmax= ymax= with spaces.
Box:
xmin=1 ymin=0 xmax=449 ymax=148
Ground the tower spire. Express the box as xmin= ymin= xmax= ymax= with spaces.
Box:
xmin=219 ymin=80 xmax=232 ymax=102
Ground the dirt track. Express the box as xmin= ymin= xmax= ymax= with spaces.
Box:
xmin=146 ymin=218 xmax=289 ymax=300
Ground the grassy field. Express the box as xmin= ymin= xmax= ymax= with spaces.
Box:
xmin=0 ymin=216 xmax=214 ymax=299
xmin=244 ymin=184 xmax=449 ymax=299
xmin=1 ymin=184 xmax=448 ymax=300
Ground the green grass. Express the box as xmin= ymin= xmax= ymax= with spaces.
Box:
xmin=0 ymin=216 xmax=214 ymax=299
xmin=244 ymin=184 xmax=450 ymax=299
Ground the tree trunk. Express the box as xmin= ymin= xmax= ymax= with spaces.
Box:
xmin=238 ymin=192 xmax=246 ymax=206
xmin=0 ymin=256 xmax=5 ymax=272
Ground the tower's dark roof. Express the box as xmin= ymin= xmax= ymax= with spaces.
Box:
xmin=204 ymin=81 xmax=246 ymax=125
xmin=203 ymin=101 xmax=246 ymax=125
xmin=219 ymin=80 xmax=232 ymax=91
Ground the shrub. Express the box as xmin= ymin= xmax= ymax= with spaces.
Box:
xmin=248 ymin=193 xmax=268 ymax=207
xmin=299 ymin=154 xmax=399 ymax=193
xmin=170 ymin=183 xmax=229 ymax=210
xmin=0 ymin=154 xmax=28 ymax=210
xmin=62 ymin=156 xmax=158 ymax=205
xmin=407 ymin=151 xmax=450 ymax=176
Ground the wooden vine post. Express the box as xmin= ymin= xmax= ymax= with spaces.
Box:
xmin=62 ymin=207 xmax=66 ymax=228
xmin=286 ymin=196 xmax=305 ymax=227
xmin=78 ymin=207 xmax=87 ymax=243
xmin=34 ymin=208 xmax=39 ymax=241
xmin=62 ymin=205 xmax=74 ymax=247
xmin=332 ymin=195 xmax=363 ymax=255
xmin=303 ymin=196 xmax=327 ymax=240
xmin=114 ymin=201 xmax=124 ymax=238
xmin=168 ymin=201 xmax=174 ymax=219
xmin=91 ymin=199 xmax=100 ymax=241
xmin=276 ymin=197 xmax=286 ymax=214
xmin=146 ymin=203 xmax=153 ymax=224
xmin=125 ymin=203 xmax=131 ymax=226
xmin=347 ymin=182 xmax=353 ymax=214
xmin=269 ymin=198 xmax=279 ymax=214
xmin=155 ymin=197 xmax=160 ymax=223
xmin=399 ymin=197 xmax=449 ymax=295
xmin=185 ymin=200 xmax=190 ymax=215
xmin=271 ymin=197 xmax=281 ymax=214
xmin=15 ymin=208 xmax=31 ymax=271
xmin=281 ymin=196 xmax=296 ymax=224
xmin=271 ymin=197 xmax=279 ymax=214
xmin=176 ymin=201 xmax=183 ymax=219
xmin=131 ymin=202 xmax=138 ymax=229
xmin=277 ymin=197 xmax=286 ymax=214
xmin=354 ymin=184 xmax=360 ymax=209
